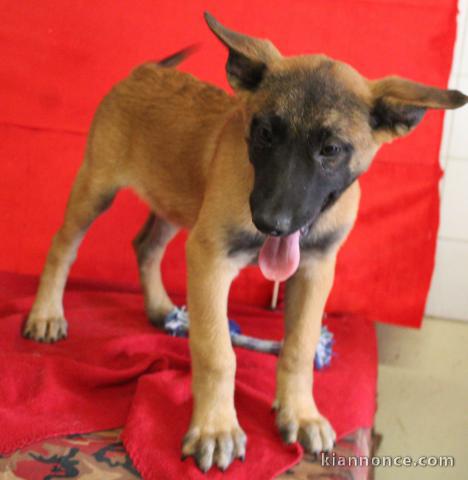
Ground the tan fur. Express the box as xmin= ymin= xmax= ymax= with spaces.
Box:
xmin=24 ymin=12 xmax=467 ymax=472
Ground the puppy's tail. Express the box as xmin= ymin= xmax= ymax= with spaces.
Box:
xmin=157 ymin=44 xmax=199 ymax=68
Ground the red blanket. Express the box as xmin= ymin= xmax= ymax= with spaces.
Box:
xmin=0 ymin=272 xmax=377 ymax=479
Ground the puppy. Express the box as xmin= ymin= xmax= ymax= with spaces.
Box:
xmin=24 ymin=12 xmax=467 ymax=472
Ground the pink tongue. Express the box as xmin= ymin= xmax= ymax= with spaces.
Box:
xmin=258 ymin=231 xmax=301 ymax=282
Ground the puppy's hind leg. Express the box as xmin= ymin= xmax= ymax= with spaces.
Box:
xmin=24 ymin=164 xmax=119 ymax=342
xmin=132 ymin=214 xmax=178 ymax=327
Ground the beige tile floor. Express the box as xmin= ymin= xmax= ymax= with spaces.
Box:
xmin=375 ymin=317 xmax=468 ymax=479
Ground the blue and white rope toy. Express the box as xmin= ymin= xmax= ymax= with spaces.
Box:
xmin=163 ymin=306 xmax=334 ymax=370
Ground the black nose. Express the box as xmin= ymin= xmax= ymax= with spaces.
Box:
xmin=252 ymin=213 xmax=292 ymax=236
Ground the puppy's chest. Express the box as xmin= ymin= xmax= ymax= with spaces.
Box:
xmin=226 ymin=225 xmax=343 ymax=262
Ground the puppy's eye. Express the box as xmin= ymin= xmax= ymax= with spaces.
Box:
xmin=320 ymin=143 xmax=342 ymax=157
xmin=256 ymin=124 xmax=273 ymax=146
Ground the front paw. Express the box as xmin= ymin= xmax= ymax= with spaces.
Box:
xmin=274 ymin=399 xmax=336 ymax=455
xmin=182 ymin=416 xmax=247 ymax=472
xmin=23 ymin=313 xmax=68 ymax=343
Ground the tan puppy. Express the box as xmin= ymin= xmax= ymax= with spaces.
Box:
xmin=24 ymin=12 xmax=467 ymax=472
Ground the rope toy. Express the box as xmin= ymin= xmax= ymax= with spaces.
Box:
xmin=163 ymin=306 xmax=334 ymax=370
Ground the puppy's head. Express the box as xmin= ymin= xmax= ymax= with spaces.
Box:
xmin=205 ymin=12 xmax=468 ymax=237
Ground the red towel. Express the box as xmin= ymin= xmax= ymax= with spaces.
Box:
xmin=0 ymin=272 xmax=377 ymax=478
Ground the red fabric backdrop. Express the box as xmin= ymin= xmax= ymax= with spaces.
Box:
xmin=0 ymin=0 xmax=456 ymax=327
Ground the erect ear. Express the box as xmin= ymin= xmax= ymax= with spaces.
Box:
xmin=369 ymin=76 xmax=468 ymax=142
xmin=204 ymin=12 xmax=281 ymax=91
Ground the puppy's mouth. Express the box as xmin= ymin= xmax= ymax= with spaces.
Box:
xmin=256 ymin=191 xmax=340 ymax=282
xmin=258 ymin=220 xmax=313 ymax=283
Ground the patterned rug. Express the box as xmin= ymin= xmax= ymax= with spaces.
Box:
xmin=0 ymin=428 xmax=376 ymax=479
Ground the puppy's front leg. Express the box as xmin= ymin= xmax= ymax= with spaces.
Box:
xmin=182 ymin=230 xmax=246 ymax=472
xmin=275 ymin=255 xmax=337 ymax=454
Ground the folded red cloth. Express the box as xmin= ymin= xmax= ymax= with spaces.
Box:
xmin=0 ymin=272 xmax=377 ymax=479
